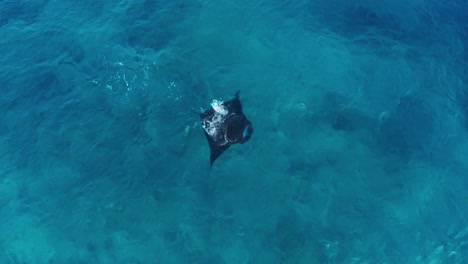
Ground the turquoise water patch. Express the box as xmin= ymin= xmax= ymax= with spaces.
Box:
xmin=0 ymin=0 xmax=467 ymax=263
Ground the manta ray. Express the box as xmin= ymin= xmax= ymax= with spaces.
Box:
xmin=200 ymin=91 xmax=253 ymax=166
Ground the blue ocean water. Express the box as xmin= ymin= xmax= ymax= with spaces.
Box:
xmin=0 ymin=0 xmax=467 ymax=263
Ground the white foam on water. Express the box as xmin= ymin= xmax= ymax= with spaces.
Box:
xmin=203 ymin=100 xmax=228 ymax=143
xmin=211 ymin=100 xmax=228 ymax=115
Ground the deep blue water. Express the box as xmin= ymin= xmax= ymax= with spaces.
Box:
xmin=1 ymin=0 xmax=467 ymax=263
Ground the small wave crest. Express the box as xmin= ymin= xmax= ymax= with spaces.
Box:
xmin=90 ymin=56 xmax=152 ymax=104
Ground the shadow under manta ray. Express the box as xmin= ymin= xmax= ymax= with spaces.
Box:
xmin=200 ymin=91 xmax=253 ymax=167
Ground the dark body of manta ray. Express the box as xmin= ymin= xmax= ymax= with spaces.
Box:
xmin=200 ymin=91 xmax=253 ymax=167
